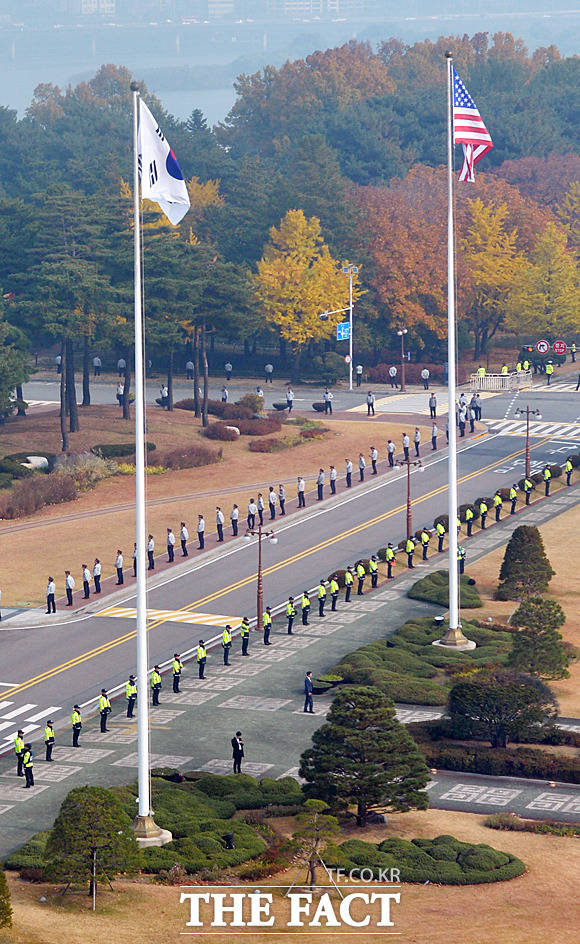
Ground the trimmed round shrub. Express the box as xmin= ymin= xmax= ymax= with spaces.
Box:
xmin=93 ymin=441 xmax=156 ymax=458
xmin=237 ymin=393 xmax=264 ymax=413
xmin=433 ymin=513 xmax=449 ymax=531
xmin=236 ymin=416 xmax=282 ymax=436
xmin=272 ymin=402 xmax=289 ymax=411
xmin=158 ymin=445 xmax=221 ymax=469
xmin=312 ymin=402 xmax=326 ymax=412
xmin=327 ymin=569 xmax=347 ymax=587
xmin=459 ymin=502 xmax=479 ymax=522
xmin=203 ymin=423 xmax=239 ymax=441
xmin=249 ymin=438 xmax=281 ymax=453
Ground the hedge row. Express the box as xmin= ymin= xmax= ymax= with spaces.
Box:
xmin=92 ymin=441 xmax=156 ymax=459
xmin=408 ymin=571 xmax=482 ymax=608
xmin=414 ymin=738 xmax=580 ymax=783
xmin=485 ymin=813 xmax=580 ymax=837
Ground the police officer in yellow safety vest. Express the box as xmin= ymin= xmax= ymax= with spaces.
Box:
xmin=479 ymin=500 xmax=488 ymax=530
xmin=301 ymin=592 xmax=310 ymax=625
xmin=465 ymin=506 xmax=474 ymax=537
xmin=172 ymin=653 xmax=183 ymax=693
xmin=523 ymin=358 xmax=530 ymax=371
xmin=240 ymin=617 xmax=251 ymax=655
xmin=420 ymin=530 xmax=430 ymax=561
xmin=406 ymin=537 xmax=415 ymax=568
xmin=356 ymin=561 xmax=366 ymax=595
xmin=386 ymin=544 xmax=396 ymax=578
xmin=126 ymin=675 xmax=137 ymax=718
xmin=545 ymin=361 xmax=554 ymax=385
xmin=477 ymin=365 xmax=485 ymax=377
xmin=572 ymin=343 xmax=576 ymax=364
xmin=151 ymin=665 xmax=162 ymax=705
xmin=286 ymin=597 xmax=296 ymax=634
xmin=543 ymin=465 xmax=552 ymax=496
xmin=523 ymin=477 xmax=534 ymax=505
xmin=369 ymin=556 xmax=379 ymax=588
xmin=458 ymin=545 xmax=466 ymax=575
xmin=494 ymin=491 xmax=503 ymax=523
xmin=197 ymin=639 xmax=207 ymax=677
xmin=516 ymin=361 xmax=522 ymax=372
xmin=436 ymin=521 xmax=446 ymax=553
xmin=344 ymin=567 xmax=354 ymax=602
xmin=329 ymin=576 xmax=340 ymax=611
xmin=98 ymin=688 xmax=111 ymax=732
xmin=23 ymin=744 xmax=34 ymax=788
xmin=510 ymin=484 xmax=518 ymax=514
xmin=500 ymin=364 xmax=508 ymax=375
xmin=14 ymin=729 xmax=25 ymax=776
xmin=566 ymin=457 xmax=573 ymax=487
xmin=222 ymin=624 xmax=232 ymax=664
xmin=72 ymin=705 xmax=82 ymax=747
xmin=263 ymin=607 xmax=273 ymax=645
xmin=318 ymin=580 xmax=327 ymax=617
xmin=44 ymin=720 xmax=55 ymax=762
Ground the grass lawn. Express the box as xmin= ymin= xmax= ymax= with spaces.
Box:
xmin=3 ymin=808 xmax=579 ymax=943
xmin=0 ymin=406 xmax=429 ymax=605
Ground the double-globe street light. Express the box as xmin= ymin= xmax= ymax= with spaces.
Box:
xmin=396 ymin=457 xmax=423 ymax=539
xmin=514 ymin=405 xmax=542 ymax=478
xmin=320 ymin=263 xmax=359 ymax=392
xmin=397 ymin=327 xmax=408 ymax=393
xmin=244 ymin=525 xmax=279 ymax=629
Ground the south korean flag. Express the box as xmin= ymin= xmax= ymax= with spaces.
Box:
xmin=138 ymin=99 xmax=190 ymax=225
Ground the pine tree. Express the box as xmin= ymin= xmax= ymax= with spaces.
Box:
xmin=508 ymin=597 xmax=570 ymax=678
xmin=496 ymin=526 xmax=554 ymax=600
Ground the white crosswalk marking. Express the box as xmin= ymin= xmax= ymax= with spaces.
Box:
xmin=1 ymin=704 xmax=36 ymax=720
xmin=0 ymin=702 xmax=63 ymax=752
xmin=488 ymin=419 xmax=580 ymax=440
xmin=98 ymin=605 xmax=239 ymax=628
xmin=533 ymin=382 xmax=577 ymax=392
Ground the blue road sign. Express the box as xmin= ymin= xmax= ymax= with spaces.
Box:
xmin=337 ymin=321 xmax=351 ymax=341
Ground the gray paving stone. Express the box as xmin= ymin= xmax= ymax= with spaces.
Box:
xmin=198 ymin=759 xmax=272 ymax=776
xmin=51 ymin=747 xmax=114 ymax=764
xmin=0 ymin=765 xmax=82 ymax=783
xmin=0 ymin=784 xmax=49 ymax=801
xmin=217 ymin=695 xmax=292 ymax=712
xmin=113 ymin=752 xmax=193 ymax=768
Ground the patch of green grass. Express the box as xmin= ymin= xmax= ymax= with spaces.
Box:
xmin=408 ymin=570 xmax=482 ymax=608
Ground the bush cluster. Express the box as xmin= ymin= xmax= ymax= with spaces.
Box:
xmin=415 ymin=739 xmax=580 ymax=783
xmin=236 ymin=416 xmax=282 ymax=436
xmin=92 ymin=442 xmax=156 ymax=459
xmin=203 ymin=422 xmax=240 ymax=441
xmin=0 ymin=473 xmax=77 ymax=519
xmin=53 ymin=453 xmax=117 ymax=491
xmin=248 ymin=437 xmax=284 ymax=453
xmin=157 ymin=445 xmax=222 ymax=470
xmin=408 ymin=571 xmax=482 ymax=608
xmin=485 ymin=813 xmax=580 ymax=836
xmin=325 ymin=834 xmax=524 ymax=885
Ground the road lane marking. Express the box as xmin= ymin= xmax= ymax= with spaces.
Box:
xmin=98 ymin=606 xmax=239 ymax=628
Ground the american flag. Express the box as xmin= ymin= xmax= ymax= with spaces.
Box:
xmin=452 ymin=66 xmax=493 ymax=182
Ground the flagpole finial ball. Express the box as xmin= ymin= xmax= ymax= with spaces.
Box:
xmin=445 ymin=51 xmax=452 ymax=58
xmin=130 ymin=81 xmax=140 ymax=92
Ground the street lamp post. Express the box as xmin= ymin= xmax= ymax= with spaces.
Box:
xmin=244 ymin=525 xmax=278 ymax=627
xmin=397 ymin=327 xmax=408 ymax=392
xmin=396 ymin=458 xmax=423 ymax=538
xmin=515 ymin=405 xmax=542 ymax=478
xmin=342 ymin=264 xmax=359 ymax=391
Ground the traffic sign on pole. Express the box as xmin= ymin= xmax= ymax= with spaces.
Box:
xmin=535 ymin=339 xmax=549 ymax=355
xmin=552 ymin=340 xmax=567 ymax=355
xmin=336 ymin=321 xmax=351 ymax=341
xmin=344 ymin=355 xmax=352 ymax=364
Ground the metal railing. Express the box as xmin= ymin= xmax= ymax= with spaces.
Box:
xmin=469 ymin=370 xmax=532 ymax=391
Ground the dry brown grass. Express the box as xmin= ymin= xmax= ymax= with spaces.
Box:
xmin=3 ymin=808 xmax=579 ymax=944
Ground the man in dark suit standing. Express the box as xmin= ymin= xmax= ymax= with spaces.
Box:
xmin=304 ymin=672 xmax=314 ymax=713
xmin=232 ymin=731 xmax=244 ymax=774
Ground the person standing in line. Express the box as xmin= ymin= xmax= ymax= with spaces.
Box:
xmin=429 ymin=393 xmax=437 ymax=418
xmin=65 ymin=570 xmax=75 ymax=606
xmin=216 ymin=507 xmax=225 ymax=542
xmin=565 ymin=457 xmax=573 ymax=486
xmin=197 ymin=515 xmax=205 ymax=549
xmin=304 ymin=672 xmax=314 ymax=713
xmin=22 ymin=744 xmax=34 ymax=788
xmin=301 ymin=591 xmax=310 ymax=625
xmin=345 ymin=458 xmax=353 ymax=487
xmin=232 ymin=731 xmax=244 ymax=773
xmin=543 ymin=465 xmax=552 ymax=496
xmin=458 ymin=408 xmax=466 ymax=438
xmin=436 ymin=521 xmax=446 ymax=552
xmin=44 ymin=721 xmax=55 ymax=762
xmin=323 ymin=388 xmax=334 ymax=414
xmin=420 ymin=529 xmax=430 ymax=561
xmin=344 ymin=566 xmax=354 ymax=601
xmin=317 ymin=468 xmax=325 ymax=501
xmin=93 ymin=559 xmax=102 ymax=593
xmin=167 ymin=527 xmax=176 ymax=562
xmin=222 ymin=625 xmax=232 ymax=664
xmin=494 ymin=491 xmax=503 ymax=522
xmin=510 ymin=484 xmax=518 ymax=514
xmin=523 ymin=476 xmax=534 ymax=505
xmin=330 ymin=575 xmax=339 ymax=610
xmin=186 ymin=359 xmax=194 ymax=380
xmin=571 ymin=343 xmax=576 ymax=364
xmin=240 ymin=617 xmax=251 ymax=656
xmin=82 ymin=564 xmax=91 ymax=599
xmin=458 ymin=545 xmax=466 ymax=574
xmin=46 ymin=576 xmax=56 ymax=613
xmin=147 ymin=535 xmax=155 ymax=570
xmin=329 ymin=465 xmax=337 ymax=494
xmin=406 ymin=537 xmax=415 ymax=568
xmin=421 ymin=367 xmax=430 ymax=389
xmin=268 ymin=486 xmax=277 ymax=519
xmin=370 ymin=446 xmax=378 ymax=475
xmin=72 ymin=705 xmax=82 ymax=747
xmin=414 ymin=428 xmax=421 ymax=457
xmin=264 ymin=362 xmax=274 ymax=383
xmin=356 ymin=560 xmax=366 ymax=595
xmin=297 ymin=477 xmax=306 ymax=507
xmin=151 ymin=665 xmax=162 ymax=705
xmin=117 ymin=356 xmax=126 ymax=377
xmin=356 ymin=363 xmax=363 ymax=387
xmin=116 ymin=380 xmax=124 ymax=406
xmin=172 ymin=654 xmax=183 ymax=693
xmin=115 ymin=549 xmax=124 ymax=584
xmin=225 ymin=361 xmax=232 ymax=381
xmin=93 ymin=355 xmax=102 ymax=376
xmin=387 ymin=440 xmax=395 ymax=467
xmin=14 ymin=730 xmax=25 ymax=777
xmin=221 ymin=386 xmax=229 ymax=403
xmin=479 ymin=500 xmax=488 ymax=529
xmin=431 ymin=424 xmax=438 ymax=450
xmin=257 ymin=493 xmax=265 ymax=525
xmin=126 ymin=676 xmax=137 ymax=718
xmin=133 ymin=542 xmax=137 ymax=577
xmin=389 ymin=365 xmax=398 ymax=388
xmin=386 ymin=544 xmax=396 ymax=578
xmin=180 ymin=521 xmax=189 ymax=556
xmin=286 ymin=597 xmax=296 ymax=634
xmin=469 ymin=406 xmax=476 ymax=433
xmin=366 ymin=390 xmax=375 ymax=416
xmin=445 ymin=419 xmax=449 ymax=443
xmin=55 ymin=353 xmax=62 ymax=373
xmin=402 ymin=433 xmax=410 ymax=461
xmin=278 ymin=484 xmax=286 ymax=515
xmin=98 ymin=689 xmax=111 ymax=732
xmin=369 ymin=556 xmax=378 ymax=588
xmin=317 ymin=580 xmax=327 ymax=617
xmin=230 ymin=505 xmax=239 ymax=535
xmin=263 ymin=607 xmax=272 ymax=645
xmin=286 ymin=387 xmax=294 ymax=412
xmin=474 ymin=394 xmax=482 ymax=421
xmin=247 ymin=498 xmax=257 ymax=529
xmin=465 ymin=506 xmax=474 ymax=536
xmin=197 ymin=639 xmax=207 ymax=678
xmin=358 ymin=453 xmax=366 ymax=482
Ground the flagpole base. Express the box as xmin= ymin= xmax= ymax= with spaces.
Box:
xmin=132 ymin=814 xmax=173 ymax=848
xmin=433 ymin=626 xmax=476 ymax=651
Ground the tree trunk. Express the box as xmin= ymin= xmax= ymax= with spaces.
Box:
xmin=201 ymin=319 xmax=209 ymax=428
xmin=251 ymin=338 xmax=257 ymax=357
xmin=308 ymin=855 xmax=317 ymax=890
xmin=15 ymin=384 xmax=26 ymax=416
xmin=59 ymin=340 xmax=68 ymax=452
xmin=244 ymin=338 xmax=250 ymax=358
xmin=291 ymin=346 xmax=303 ymax=384
xmin=279 ymin=337 xmax=287 ymax=364
xmin=65 ymin=337 xmax=79 ymax=432
xmin=122 ymin=357 xmax=132 ymax=421
xmin=210 ymin=331 xmax=215 ymax=355
xmin=82 ymin=335 xmax=91 ymax=407
xmin=193 ymin=327 xmax=200 ymax=418
xmin=356 ymin=801 xmax=368 ymax=828
xmin=167 ymin=346 xmax=174 ymax=412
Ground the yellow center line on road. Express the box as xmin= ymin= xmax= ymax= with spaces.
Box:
xmin=2 ymin=437 xmax=550 ymax=700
